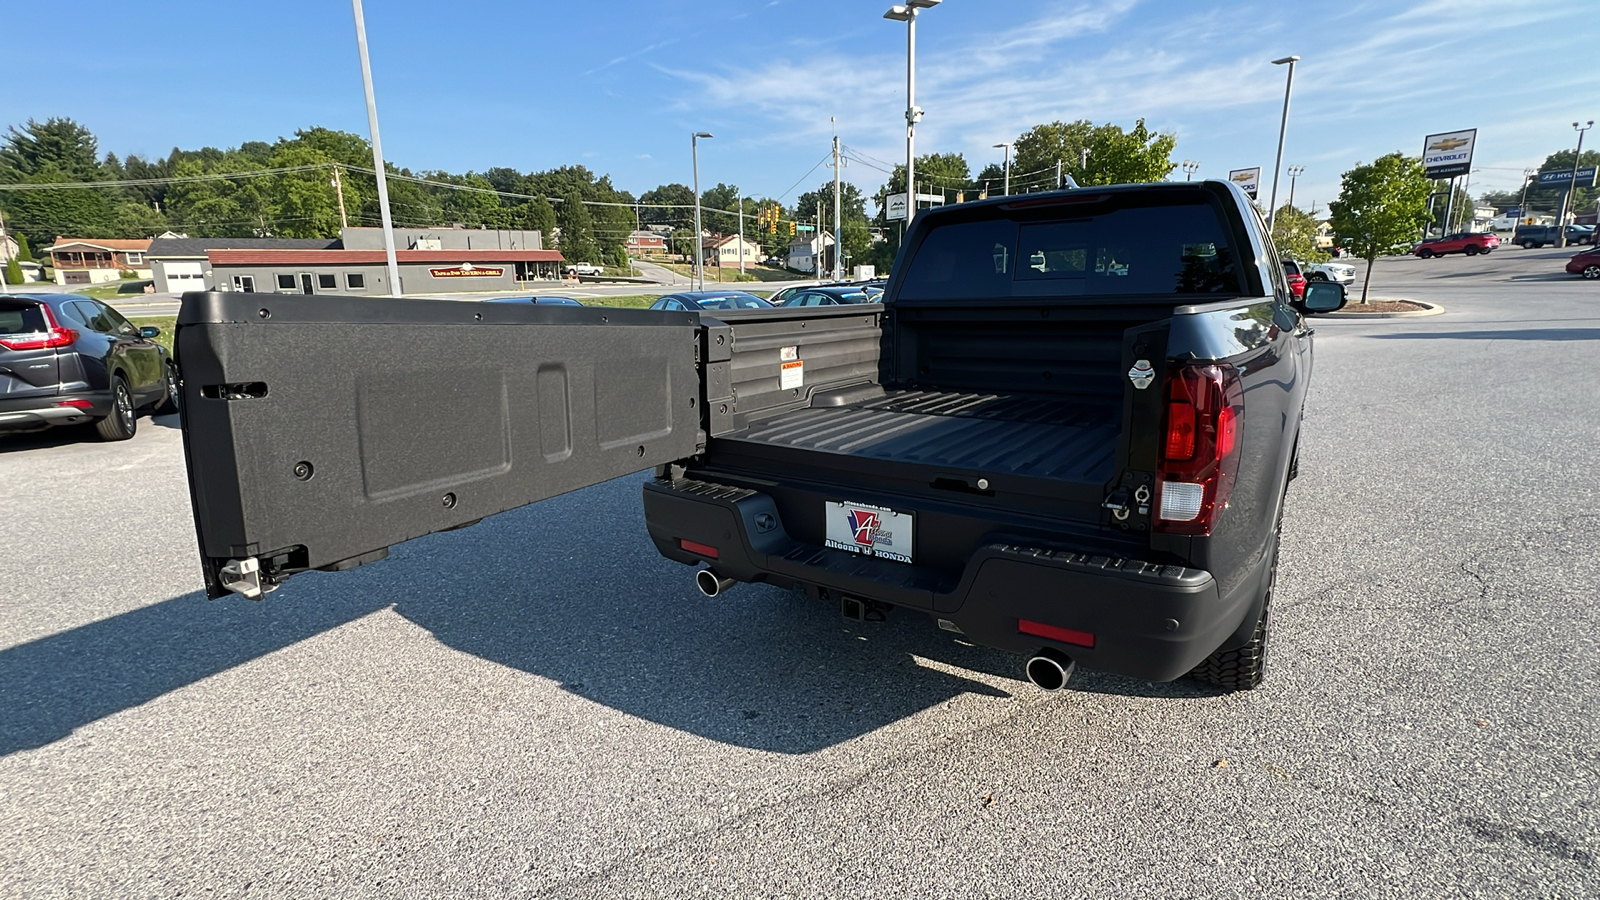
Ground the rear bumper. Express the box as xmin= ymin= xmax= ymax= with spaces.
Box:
xmin=643 ymin=477 xmax=1255 ymax=682
xmin=0 ymin=394 xmax=110 ymax=432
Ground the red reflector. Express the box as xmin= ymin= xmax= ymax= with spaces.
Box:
xmin=55 ymin=399 xmax=94 ymax=409
xmin=1165 ymin=401 xmax=1196 ymax=459
xmin=1018 ymin=619 xmax=1095 ymax=648
xmin=679 ymin=539 xmax=719 ymax=559
xmin=1216 ymin=404 xmax=1237 ymax=457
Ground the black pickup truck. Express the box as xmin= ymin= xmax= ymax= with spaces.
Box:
xmin=174 ymin=181 xmax=1345 ymax=693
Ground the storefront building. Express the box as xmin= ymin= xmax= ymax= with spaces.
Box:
xmin=206 ymin=249 xmax=567 ymax=295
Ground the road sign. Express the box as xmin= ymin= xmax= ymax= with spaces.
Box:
xmin=1422 ymin=129 xmax=1476 ymax=179
xmin=885 ymin=193 xmax=907 ymax=221
xmin=1536 ymin=167 xmax=1598 ymax=188
xmin=1228 ymin=167 xmax=1261 ymax=199
xmin=796 ymin=225 xmax=815 ymax=233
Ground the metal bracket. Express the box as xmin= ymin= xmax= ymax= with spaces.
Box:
xmin=218 ymin=557 xmax=264 ymax=600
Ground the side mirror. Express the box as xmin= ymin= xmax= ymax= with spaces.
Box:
xmin=1300 ymin=281 xmax=1346 ymax=314
xmin=139 ymin=325 xmax=162 ymax=338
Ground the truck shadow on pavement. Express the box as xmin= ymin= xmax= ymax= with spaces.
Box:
xmin=0 ymin=475 xmax=1215 ymax=758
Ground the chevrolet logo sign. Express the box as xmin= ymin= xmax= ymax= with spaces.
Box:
xmin=1428 ymin=138 xmax=1470 ymax=152
xmin=1230 ymin=171 xmax=1255 ymax=183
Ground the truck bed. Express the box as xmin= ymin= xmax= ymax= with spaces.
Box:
xmin=724 ymin=389 xmax=1119 ymax=484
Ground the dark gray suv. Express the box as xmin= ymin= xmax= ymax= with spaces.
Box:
xmin=0 ymin=293 xmax=176 ymax=440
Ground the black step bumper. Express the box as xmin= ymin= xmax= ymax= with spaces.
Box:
xmin=643 ymin=477 xmax=1253 ymax=682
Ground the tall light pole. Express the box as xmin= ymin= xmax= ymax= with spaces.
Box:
xmin=351 ymin=0 xmax=401 ymax=297
xmin=1557 ymin=120 xmax=1593 ymax=248
xmin=1286 ymin=165 xmax=1305 ymax=211
xmin=692 ymin=132 xmax=712 ymax=289
xmin=1182 ymin=160 xmax=1201 ymax=181
xmin=993 ymin=143 xmax=1012 ymax=196
xmin=1266 ymin=55 xmax=1299 ymax=233
xmin=884 ymin=0 xmax=939 ymax=224
xmin=1518 ymin=167 xmax=1536 ymax=227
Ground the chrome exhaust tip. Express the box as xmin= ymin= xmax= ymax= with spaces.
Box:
xmin=1025 ymin=649 xmax=1076 ymax=692
xmin=695 ymin=568 xmax=735 ymax=598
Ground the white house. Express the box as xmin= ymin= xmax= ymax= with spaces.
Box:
xmin=701 ymin=234 xmax=763 ymax=267
xmin=785 ymin=232 xmax=835 ymax=275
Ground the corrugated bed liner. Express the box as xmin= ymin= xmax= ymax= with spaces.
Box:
xmin=726 ymin=390 xmax=1119 ymax=483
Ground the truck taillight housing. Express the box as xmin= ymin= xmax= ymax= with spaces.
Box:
xmin=1154 ymin=362 xmax=1243 ymax=536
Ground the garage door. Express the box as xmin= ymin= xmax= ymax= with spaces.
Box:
xmin=163 ymin=261 xmax=206 ymax=292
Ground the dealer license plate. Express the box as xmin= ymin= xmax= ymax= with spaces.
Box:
xmin=824 ymin=500 xmax=914 ymax=564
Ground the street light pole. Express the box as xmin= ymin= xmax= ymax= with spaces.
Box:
xmin=1557 ymin=120 xmax=1593 ymax=248
xmin=692 ymin=132 xmax=713 ymax=290
xmin=1286 ymin=165 xmax=1305 ymax=211
xmin=1182 ymin=160 xmax=1201 ymax=180
xmin=885 ymin=1 xmax=938 ymax=224
xmin=1266 ymin=55 xmax=1299 ymax=233
xmin=351 ymin=0 xmax=401 ymax=296
xmin=993 ymin=143 xmax=1012 ymax=196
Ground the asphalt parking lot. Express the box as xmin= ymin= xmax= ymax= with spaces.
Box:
xmin=3 ymin=245 xmax=1597 ymax=897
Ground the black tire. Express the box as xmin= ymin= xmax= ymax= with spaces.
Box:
xmin=1416 ymin=249 xmax=1432 ymax=259
xmin=153 ymin=362 xmax=179 ymax=415
xmin=1519 ymin=240 xmax=1534 ymax=249
xmin=1584 ymin=265 xmax=1600 ymax=280
xmin=1464 ymin=245 xmax=1480 ymax=256
xmin=1307 ymin=272 xmax=1328 ymax=282
xmin=94 ymin=375 xmax=137 ymax=442
xmin=1190 ymin=517 xmax=1279 ymax=691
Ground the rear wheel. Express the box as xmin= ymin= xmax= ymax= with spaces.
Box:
xmin=1464 ymin=245 xmax=1480 ymax=256
xmin=1584 ymin=265 xmax=1600 ymax=279
xmin=94 ymin=376 xmax=137 ymax=442
xmin=1190 ymin=517 xmax=1279 ymax=691
xmin=1417 ymin=249 xmax=1433 ymax=259
xmin=1307 ymin=272 xmax=1328 ymax=282
xmin=153 ymin=362 xmax=179 ymax=415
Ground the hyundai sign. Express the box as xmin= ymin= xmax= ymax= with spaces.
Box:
xmin=1535 ymin=167 xmax=1598 ymax=188
xmin=1422 ymin=129 xmax=1476 ymax=179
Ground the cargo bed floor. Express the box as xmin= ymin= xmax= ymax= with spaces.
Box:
xmin=725 ymin=390 xmax=1119 ymax=483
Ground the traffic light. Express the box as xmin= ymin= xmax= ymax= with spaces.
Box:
xmin=789 ymin=220 xmax=796 ymax=236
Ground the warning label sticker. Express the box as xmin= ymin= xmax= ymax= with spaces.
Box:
xmin=780 ymin=360 xmax=804 ymax=390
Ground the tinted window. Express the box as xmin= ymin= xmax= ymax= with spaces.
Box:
xmin=318 ymin=274 xmax=337 ymax=289
xmin=277 ymin=274 xmax=296 ymax=290
xmin=1282 ymin=260 xmax=1300 ymax=275
xmin=347 ymin=273 xmax=365 ymax=289
xmin=98 ymin=302 xmax=136 ymax=335
xmin=0 ymin=303 xmax=46 ymax=334
xmin=900 ymin=199 xmax=1241 ymax=300
xmin=72 ymin=300 xmax=116 ymax=333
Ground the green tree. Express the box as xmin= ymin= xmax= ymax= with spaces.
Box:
xmin=162 ymin=156 xmax=269 ymax=237
xmin=110 ymin=200 xmax=168 ymax=239
xmin=1010 ymin=118 xmax=1177 ymax=187
xmin=4 ymin=163 xmax=115 ymax=247
xmin=555 ymin=190 xmax=598 ymax=265
xmin=4 ymin=257 xmax=22 ymax=285
xmin=1012 ymin=120 xmax=1094 ymax=187
xmin=1524 ymin=147 xmax=1600 ymax=221
xmin=0 ymin=118 xmax=103 ymax=181
xmin=639 ymin=183 xmax=695 ymax=228
xmin=1328 ymin=153 xmax=1433 ymax=304
xmin=15 ymin=233 xmax=32 ymax=261
xmin=1270 ymin=204 xmax=1327 ymax=263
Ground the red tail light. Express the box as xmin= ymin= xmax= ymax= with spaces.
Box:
xmin=678 ymin=539 xmax=719 ymax=560
xmin=0 ymin=304 xmax=77 ymax=351
xmin=55 ymin=399 xmax=95 ymax=409
xmin=1155 ymin=363 xmax=1243 ymax=535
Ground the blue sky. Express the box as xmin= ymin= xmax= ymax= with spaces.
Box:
xmin=3 ymin=0 xmax=1596 ymax=211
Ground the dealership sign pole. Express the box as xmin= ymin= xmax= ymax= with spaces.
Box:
xmin=1422 ymin=129 xmax=1476 ymax=240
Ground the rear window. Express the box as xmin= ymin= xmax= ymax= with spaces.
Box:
xmin=898 ymin=196 xmax=1243 ymax=300
xmin=0 ymin=303 xmax=47 ymax=335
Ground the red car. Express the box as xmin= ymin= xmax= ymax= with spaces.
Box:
xmin=1566 ymin=247 xmax=1600 ymax=279
xmin=1414 ymin=232 xmax=1499 ymax=258
xmin=1283 ymin=259 xmax=1306 ymax=299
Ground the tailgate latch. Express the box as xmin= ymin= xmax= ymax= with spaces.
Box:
xmin=218 ymin=557 xmax=264 ymax=600
xmin=1101 ymin=487 xmax=1132 ymax=520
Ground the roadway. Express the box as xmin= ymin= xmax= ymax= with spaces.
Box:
xmin=2 ymin=247 xmax=1596 ymax=897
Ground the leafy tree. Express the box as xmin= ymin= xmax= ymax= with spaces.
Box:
xmin=876 ymin=152 xmax=972 ymax=199
xmin=15 ymin=233 xmax=32 ymax=261
xmin=555 ymin=190 xmax=598 ymax=265
xmin=436 ymin=173 xmax=501 ymax=227
xmin=4 ymin=257 xmax=22 ymax=285
xmin=110 ymin=200 xmax=168 ymax=239
xmin=1270 ymin=205 xmax=1327 ymax=263
xmin=1328 ymin=153 xmax=1432 ymax=303
xmin=639 ymin=183 xmax=695 ymax=228
xmin=4 ymin=163 xmax=115 ymax=247
xmin=1523 ymin=148 xmax=1600 ymax=220
xmin=162 ymin=156 xmax=269 ymax=237
xmin=1010 ymin=118 xmax=1176 ymax=188
xmin=1012 ymin=120 xmax=1094 ymax=188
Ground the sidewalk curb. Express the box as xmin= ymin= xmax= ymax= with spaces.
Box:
xmin=1316 ymin=299 xmax=1445 ymax=320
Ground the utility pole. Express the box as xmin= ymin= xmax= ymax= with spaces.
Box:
xmin=816 ymin=200 xmax=824 ymax=276
xmin=1518 ymin=168 xmax=1535 ymax=226
xmin=351 ymin=0 xmax=401 ymax=297
xmin=832 ymin=133 xmax=843 ymax=281
xmin=737 ymin=188 xmax=745 ymax=277
xmin=332 ymin=165 xmax=349 ymax=230
xmin=1557 ymin=120 xmax=1593 ymax=247
xmin=1055 ymin=159 xmax=1062 ymax=189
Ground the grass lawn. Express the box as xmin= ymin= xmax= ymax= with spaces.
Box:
xmin=655 ymin=262 xmax=794 ymax=283
xmin=80 ymin=282 xmax=154 ymax=301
